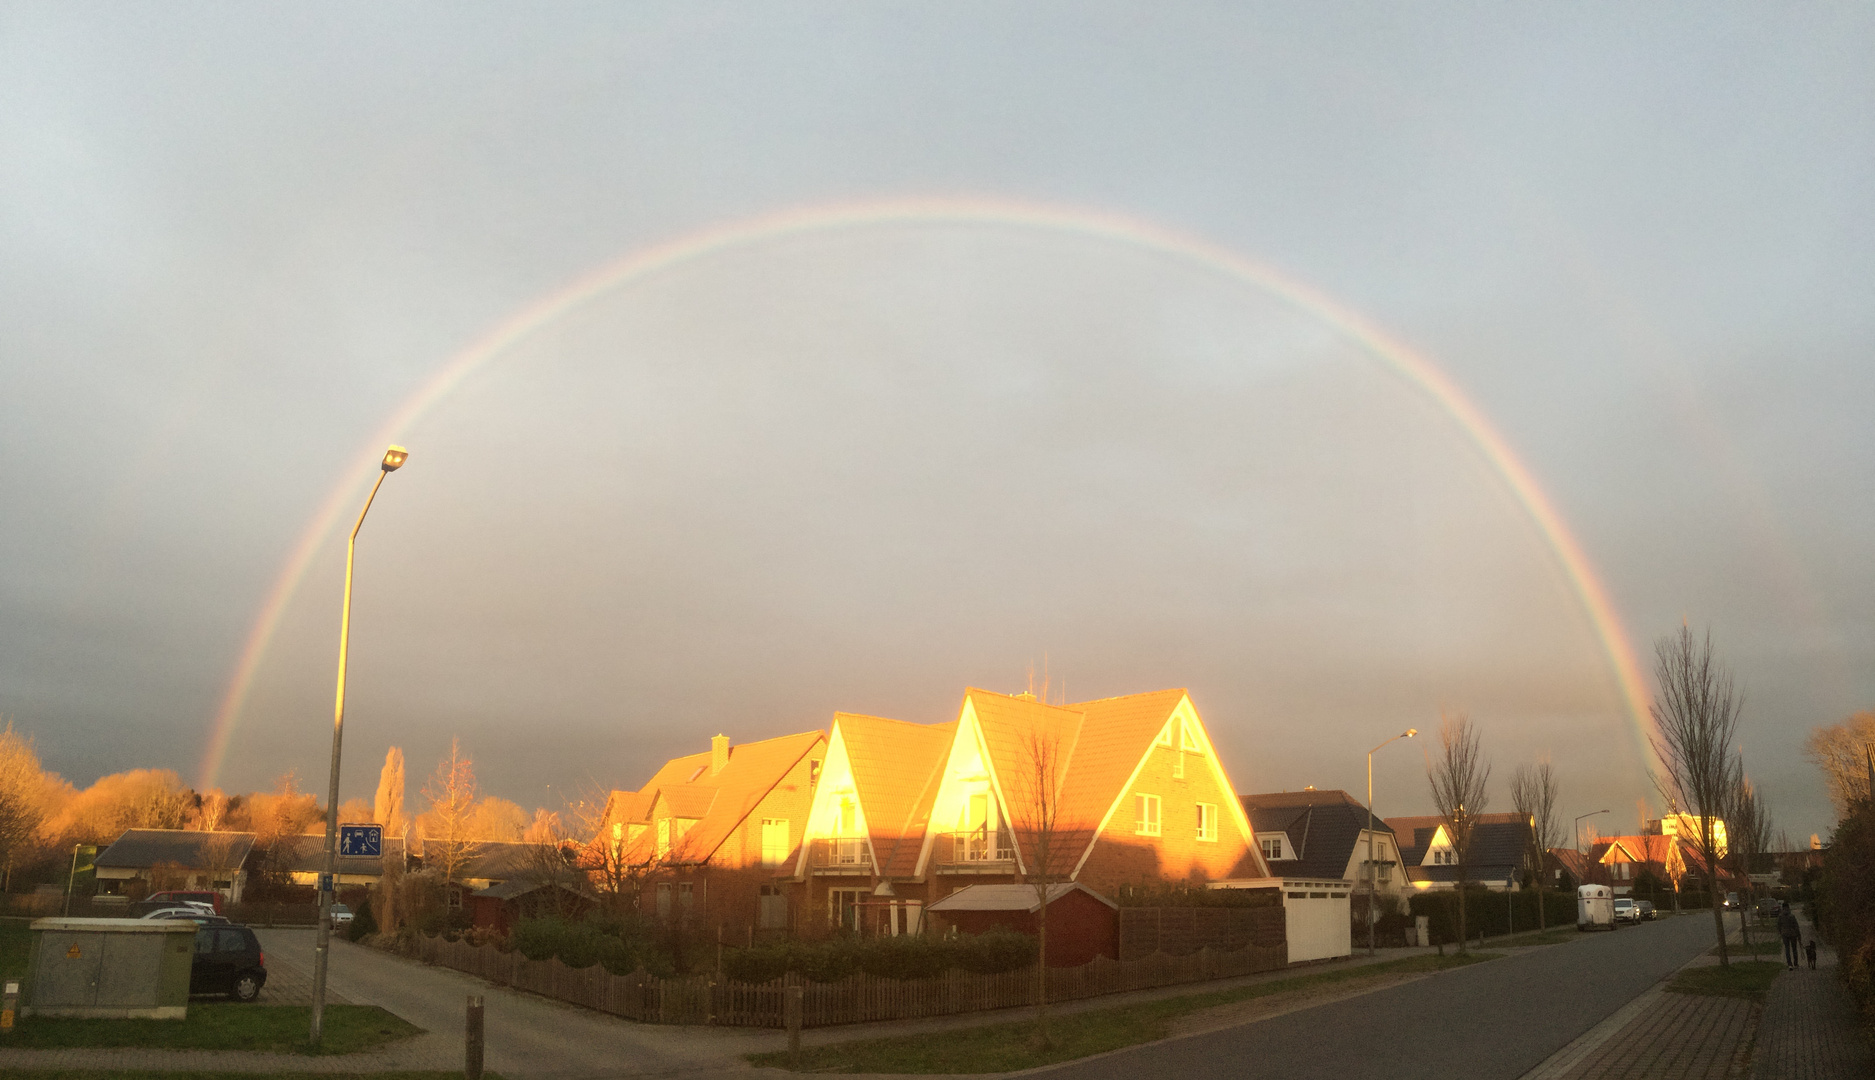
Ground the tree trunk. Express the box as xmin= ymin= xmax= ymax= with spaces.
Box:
xmin=1707 ymin=869 xmax=1729 ymax=967
xmin=1034 ymin=907 xmax=1050 ymax=1046
xmin=1455 ymin=875 xmax=1469 ymax=954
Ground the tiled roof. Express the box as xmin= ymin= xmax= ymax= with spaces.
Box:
xmin=968 ymin=687 xmax=1193 ymax=876
xmin=927 ymin=881 xmax=1116 ymax=912
xmin=1388 ymin=812 xmax=1533 ymax=882
xmin=1241 ymin=789 xmax=1392 ymax=880
xmin=97 ymin=829 xmax=256 ymax=870
xmin=836 ymin=713 xmax=955 ymax=879
xmin=617 ymin=730 xmax=826 ymax=865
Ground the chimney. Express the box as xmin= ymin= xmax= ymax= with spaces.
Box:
xmin=711 ymin=734 xmax=730 ymax=776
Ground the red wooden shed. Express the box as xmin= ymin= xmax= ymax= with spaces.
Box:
xmin=928 ymin=882 xmax=1119 ymax=967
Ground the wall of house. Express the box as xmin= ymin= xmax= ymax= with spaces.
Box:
xmin=1076 ymin=707 xmax=1264 ymax=894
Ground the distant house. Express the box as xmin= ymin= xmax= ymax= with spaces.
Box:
xmin=272 ymin=834 xmax=410 ymax=891
xmin=927 ymin=882 xmax=1119 ymax=967
xmin=1587 ymin=834 xmax=1715 ymax=897
xmin=1386 ymin=813 xmax=1534 ymax=891
xmin=1241 ymin=789 xmax=1404 ymax=910
xmin=93 ymin=829 xmax=257 ymax=901
xmin=602 ymin=730 xmax=828 ymax=931
xmin=792 ymin=687 xmax=1270 ymax=937
xmin=469 ymin=878 xmax=601 ymax=934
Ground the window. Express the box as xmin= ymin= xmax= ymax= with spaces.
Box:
xmin=678 ymin=881 xmax=694 ymax=912
xmin=1195 ymin=803 xmax=1217 ymax=842
xmin=809 ymin=759 xmax=822 ymax=789
xmin=1377 ymin=862 xmax=1392 ymax=884
xmin=656 ymin=819 xmax=671 ymax=856
xmin=1155 ymin=722 xmax=1172 ymax=747
xmin=834 ymin=794 xmax=858 ymax=835
xmin=761 ymin=819 xmax=791 ymax=868
xmin=1173 ymin=753 xmax=1185 ymax=780
xmin=656 ymin=882 xmax=672 ymax=918
xmin=1179 ymin=719 xmax=1203 ymax=753
xmin=1135 ymin=794 xmax=1161 ymax=836
xmin=829 ymin=888 xmax=866 ymax=930
xmin=758 ymin=885 xmax=789 ymax=929
xmin=1260 ymin=837 xmax=1284 ymax=861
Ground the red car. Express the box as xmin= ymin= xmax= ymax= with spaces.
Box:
xmin=145 ymin=890 xmax=225 ymax=914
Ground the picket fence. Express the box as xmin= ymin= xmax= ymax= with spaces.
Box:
xmin=416 ymin=934 xmax=1288 ymax=1028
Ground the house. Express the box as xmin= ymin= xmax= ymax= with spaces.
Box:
xmin=927 ymin=882 xmax=1119 ymax=967
xmin=469 ymin=878 xmax=600 ymax=934
xmin=602 ymin=730 xmax=827 ymax=931
xmin=93 ymin=829 xmax=257 ymax=901
xmin=1386 ymin=813 xmax=1534 ymax=890
xmin=1588 ymin=834 xmax=1716 ymax=897
xmin=1241 ymin=789 xmax=1405 ymax=912
xmin=1239 ymin=788 xmax=1404 ymax=962
xmin=792 ymin=687 xmax=1270 ymax=936
xmin=272 ymin=834 xmax=410 ymax=891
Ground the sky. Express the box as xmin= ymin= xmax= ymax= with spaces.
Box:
xmin=2 ymin=4 xmax=1870 ymax=846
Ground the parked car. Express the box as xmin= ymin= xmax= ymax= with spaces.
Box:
xmin=146 ymin=890 xmax=225 ymax=914
xmin=1636 ymin=900 xmax=1658 ymax=921
xmin=1614 ymin=898 xmax=1641 ymax=923
xmin=1723 ymin=892 xmax=1741 ymax=910
xmin=1753 ymin=896 xmax=1780 ymax=919
xmin=330 ymin=903 xmax=354 ymax=926
xmin=142 ymin=906 xmax=231 ymax=924
xmin=190 ymin=924 xmax=267 ymax=1001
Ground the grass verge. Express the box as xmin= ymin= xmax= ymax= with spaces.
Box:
xmin=0 ymin=1074 xmax=497 ymax=1080
xmin=3 ymin=1004 xmax=422 ymax=1055
xmin=747 ymin=951 xmax=1497 ymax=1074
xmin=1707 ymin=941 xmax=1785 ymax=957
xmin=1668 ymin=961 xmax=1783 ymax=1001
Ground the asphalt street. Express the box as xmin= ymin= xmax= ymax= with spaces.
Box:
xmin=1035 ymin=914 xmax=1717 ymax=1080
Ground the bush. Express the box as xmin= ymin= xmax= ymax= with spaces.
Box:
xmin=344 ymin=895 xmax=378 ymax=942
xmin=508 ymin=913 xmax=676 ymax=977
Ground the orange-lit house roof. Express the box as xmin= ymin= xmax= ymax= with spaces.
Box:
xmin=836 ymin=713 xmax=956 ymax=878
xmin=610 ymin=730 xmax=825 ymax=865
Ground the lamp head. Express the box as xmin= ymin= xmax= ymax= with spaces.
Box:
xmin=381 ymin=445 xmax=408 ymax=472
xmin=1404 ymin=728 xmax=1418 ymax=738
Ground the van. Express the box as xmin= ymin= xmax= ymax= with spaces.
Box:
xmin=1578 ymin=884 xmax=1616 ymax=931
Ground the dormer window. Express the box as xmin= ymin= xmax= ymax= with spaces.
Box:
xmin=1259 ymin=835 xmax=1289 ymax=861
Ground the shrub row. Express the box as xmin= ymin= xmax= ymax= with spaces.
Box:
xmin=1408 ymin=888 xmax=1577 ymax=942
xmin=721 ymin=930 xmax=1038 ymax=984
xmin=508 ymin=916 xmax=676 ymax=977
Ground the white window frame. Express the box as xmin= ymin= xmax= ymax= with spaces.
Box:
xmin=1135 ymin=793 xmax=1162 ymax=837
xmin=1261 ymin=836 xmax=1284 ymax=861
xmin=760 ymin=818 xmax=790 ymax=868
xmin=1196 ymin=802 xmax=1217 ymax=842
xmin=1179 ymin=719 xmax=1203 ymax=753
xmin=1155 ymin=722 xmax=1172 ymax=748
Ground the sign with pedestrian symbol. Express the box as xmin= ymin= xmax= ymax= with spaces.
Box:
xmin=339 ymin=823 xmax=383 ymax=857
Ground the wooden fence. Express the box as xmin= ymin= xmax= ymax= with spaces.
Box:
xmin=415 ymin=934 xmax=1289 ymax=1028
xmin=1117 ymin=906 xmax=1286 ymax=960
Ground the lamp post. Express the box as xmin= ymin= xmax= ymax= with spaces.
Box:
xmin=1366 ymin=727 xmax=1417 ymax=956
xmin=310 ymin=445 xmax=407 ymax=1046
xmin=1575 ymin=809 xmax=1609 ymax=858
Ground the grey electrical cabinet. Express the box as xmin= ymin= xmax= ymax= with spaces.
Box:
xmin=28 ymin=918 xmax=194 ymax=1018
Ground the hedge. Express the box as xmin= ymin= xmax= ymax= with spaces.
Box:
xmin=1409 ymin=888 xmax=1578 ymax=942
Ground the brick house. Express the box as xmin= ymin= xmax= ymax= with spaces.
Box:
xmin=791 ymin=687 xmax=1269 ymax=934
xmin=602 ymin=730 xmax=826 ymax=932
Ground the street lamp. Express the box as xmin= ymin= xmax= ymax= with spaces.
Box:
xmin=1575 ymin=809 xmax=1609 ymax=857
xmin=1366 ymin=727 xmax=1417 ymax=956
xmin=310 ymin=445 xmax=407 ymax=1046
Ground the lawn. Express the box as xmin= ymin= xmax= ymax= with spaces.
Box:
xmin=1706 ymin=940 xmax=1786 ymax=957
xmin=4 ymin=1004 xmax=422 ymax=1055
xmin=747 ymin=951 xmax=1497 ymax=1074
xmin=1 ymin=916 xmax=31 ymax=980
xmin=0 ymin=1075 xmax=494 ymax=1080
xmin=1668 ymin=961 xmax=1784 ymax=1001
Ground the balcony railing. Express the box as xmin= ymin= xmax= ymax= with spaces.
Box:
xmin=810 ymin=837 xmax=872 ymax=871
xmin=936 ymin=830 xmax=1016 ymax=868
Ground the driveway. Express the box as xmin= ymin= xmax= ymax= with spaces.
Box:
xmin=1031 ymin=915 xmax=1717 ymax=1080
xmin=257 ymin=929 xmax=770 ymax=1078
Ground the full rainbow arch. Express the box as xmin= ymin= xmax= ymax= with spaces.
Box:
xmin=198 ymin=196 xmax=1656 ymax=790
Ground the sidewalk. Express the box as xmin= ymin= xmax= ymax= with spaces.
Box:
xmin=1527 ymin=911 xmax=1871 ymax=1080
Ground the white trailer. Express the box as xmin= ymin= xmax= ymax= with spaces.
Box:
xmin=1577 ymin=884 xmax=1616 ymax=932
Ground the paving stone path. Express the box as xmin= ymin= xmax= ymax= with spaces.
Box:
xmin=1558 ymin=992 xmax=1756 ymax=1080
xmin=1749 ymin=922 xmax=1872 ymax=1080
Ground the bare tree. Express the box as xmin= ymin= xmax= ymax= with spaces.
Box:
xmin=1727 ymin=772 xmax=1772 ymax=950
xmin=1007 ymin=729 xmax=1065 ymax=1049
xmin=0 ymin=723 xmax=48 ymax=876
xmin=1427 ymin=713 xmax=1491 ymax=953
xmin=1649 ymin=624 xmax=1744 ymax=967
xmin=420 ymin=738 xmax=480 ymax=884
xmin=1803 ymin=712 xmax=1875 ymax=821
xmin=374 ymin=747 xmax=407 ymax=837
xmin=568 ymin=785 xmax=657 ymax=913
xmin=190 ymin=789 xmax=233 ymax=832
xmin=520 ymin=809 xmax=581 ymax=918
xmin=1510 ymin=757 xmax=1562 ymax=931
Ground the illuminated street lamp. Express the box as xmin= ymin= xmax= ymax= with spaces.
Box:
xmin=310 ymin=445 xmax=407 ymax=1046
xmin=1366 ymin=727 xmax=1416 ymax=956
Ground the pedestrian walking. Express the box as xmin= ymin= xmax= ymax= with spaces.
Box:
xmin=1777 ymin=901 xmax=1801 ymax=969
xmin=1805 ymin=938 xmax=1817 ymax=970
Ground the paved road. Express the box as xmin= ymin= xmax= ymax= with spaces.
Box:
xmin=257 ymin=929 xmax=768 ymax=1078
xmin=1036 ymin=915 xmax=1716 ymax=1080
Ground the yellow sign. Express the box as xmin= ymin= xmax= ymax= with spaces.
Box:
xmin=66 ymin=944 xmax=81 ymax=959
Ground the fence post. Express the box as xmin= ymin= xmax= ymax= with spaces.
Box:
xmin=465 ymin=995 xmax=485 ymax=1080
xmin=786 ymin=983 xmax=803 ymax=1061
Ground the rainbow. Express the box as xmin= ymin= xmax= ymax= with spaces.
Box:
xmin=197 ymin=196 xmax=1656 ymax=789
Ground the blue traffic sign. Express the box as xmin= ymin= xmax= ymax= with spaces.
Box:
xmin=338 ymin=823 xmax=383 ymax=857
